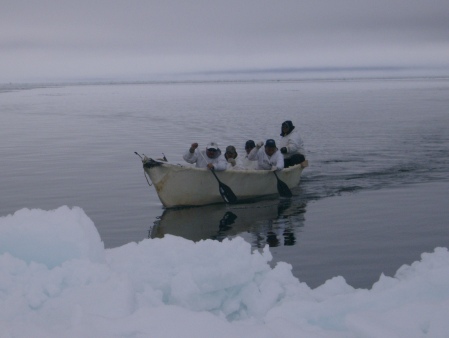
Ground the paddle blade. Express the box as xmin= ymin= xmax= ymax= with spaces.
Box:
xmin=277 ymin=179 xmax=292 ymax=198
xmin=273 ymin=171 xmax=292 ymax=198
xmin=210 ymin=168 xmax=238 ymax=204
xmin=219 ymin=183 xmax=238 ymax=204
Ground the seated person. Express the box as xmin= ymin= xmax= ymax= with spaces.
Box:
xmin=183 ymin=142 xmax=227 ymax=171
xmin=241 ymin=140 xmax=258 ymax=170
xmin=278 ymin=120 xmax=306 ymax=167
xmin=224 ymin=145 xmax=244 ymax=170
xmin=247 ymin=139 xmax=284 ymax=171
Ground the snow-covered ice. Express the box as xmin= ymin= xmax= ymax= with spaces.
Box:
xmin=1 ymin=206 xmax=449 ymax=337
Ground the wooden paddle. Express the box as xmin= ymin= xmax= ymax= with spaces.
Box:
xmin=198 ymin=150 xmax=238 ymax=204
xmin=210 ymin=168 xmax=238 ymax=204
xmin=273 ymin=170 xmax=292 ymax=198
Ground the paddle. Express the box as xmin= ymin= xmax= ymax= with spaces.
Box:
xmin=198 ymin=150 xmax=237 ymax=204
xmin=210 ymin=168 xmax=238 ymax=204
xmin=273 ymin=170 xmax=292 ymax=198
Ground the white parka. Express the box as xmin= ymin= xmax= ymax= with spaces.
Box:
xmin=278 ymin=129 xmax=305 ymax=159
xmin=226 ymin=155 xmax=246 ymax=170
xmin=183 ymin=148 xmax=227 ymax=171
xmin=241 ymin=155 xmax=258 ymax=170
xmin=247 ymin=147 xmax=284 ymax=170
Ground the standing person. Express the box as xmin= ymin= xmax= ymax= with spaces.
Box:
xmin=247 ymin=139 xmax=284 ymax=171
xmin=278 ymin=120 xmax=306 ymax=167
xmin=241 ymin=140 xmax=258 ymax=170
xmin=183 ymin=142 xmax=227 ymax=171
xmin=224 ymin=145 xmax=244 ymax=170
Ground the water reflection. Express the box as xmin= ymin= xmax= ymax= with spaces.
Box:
xmin=149 ymin=198 xmax=307 ymax=248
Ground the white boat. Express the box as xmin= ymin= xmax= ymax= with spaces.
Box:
xmin=141 ymin=158 xmax=307 ymax=208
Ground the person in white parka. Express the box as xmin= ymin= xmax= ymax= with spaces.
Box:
xmin=224 ymin=145 xmax=245 ymax=170
xmin=241 ymin=140 xmax=258 ymax=170
xmin=247 ymin=139 xmax=284 ymax=171
xmin=183 ymin=142 xmax=227 ymax=171
xmin=278 ymin=120 xmax=306 ymax=168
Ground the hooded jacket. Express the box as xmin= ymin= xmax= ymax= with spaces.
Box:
xmin=278 ymin=121 xmax=305 ymax=159
xmin=247 ymin=147 xmax=284 ymax=170
xmin=183 ymin=148 xmax=228 ymax=171
xmin=241 ymin=154 xmax=258 ymax=170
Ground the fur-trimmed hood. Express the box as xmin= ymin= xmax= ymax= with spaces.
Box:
xmin=281 ymin=120 xmax=295 ymax=136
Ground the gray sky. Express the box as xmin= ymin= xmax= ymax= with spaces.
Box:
xmin=2 ymin=0 xmax=449 ymax=82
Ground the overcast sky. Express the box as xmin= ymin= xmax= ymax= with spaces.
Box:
xmin=2 ymin=0 xmax=449 ymax=82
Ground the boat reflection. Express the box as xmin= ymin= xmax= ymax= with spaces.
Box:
xmin=149 ymin=199 xmax=307 ymax=248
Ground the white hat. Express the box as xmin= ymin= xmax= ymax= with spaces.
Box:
xmin=206 ymin=142 xmax=219 ymax=150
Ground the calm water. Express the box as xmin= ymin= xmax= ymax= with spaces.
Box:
xmin=1 ymin=77 xmax=449 ymax=288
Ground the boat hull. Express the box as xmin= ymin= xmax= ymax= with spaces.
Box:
xmin=143 ymin=159 xmax=305 ymax=208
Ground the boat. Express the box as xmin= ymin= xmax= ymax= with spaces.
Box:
xmin=140 ymin=157 xmax=308 ymax=208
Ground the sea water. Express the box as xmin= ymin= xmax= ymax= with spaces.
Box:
xmin=1 ymin=77 xmax=448 ymax=288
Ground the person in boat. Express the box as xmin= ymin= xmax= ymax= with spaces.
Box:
xmin=278 ymin=120 xmax=306 ymax=168
xmin=224 ymin=145 xmax=244 ymax=170
xmin=247 ymin=139 xmax=284 ymax=171
xmin=241 ymin=140 xmax=258 ymax=170
xmin=183 ymin=141 xmax=227 ymax=171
